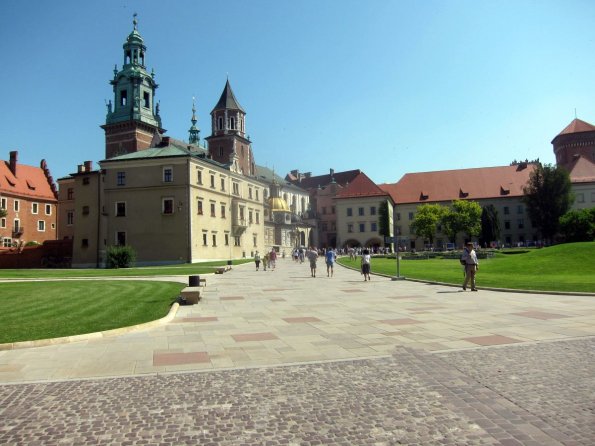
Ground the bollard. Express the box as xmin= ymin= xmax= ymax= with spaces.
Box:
xmin=189 ymin=275 xmax=200 ymax=287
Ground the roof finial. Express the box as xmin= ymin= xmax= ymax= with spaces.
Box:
xmin=133 ymin=13 xmax=138 ymax=30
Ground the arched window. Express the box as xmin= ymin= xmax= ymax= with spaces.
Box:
xmin=229 ymin=117 xmax=235 ymax=130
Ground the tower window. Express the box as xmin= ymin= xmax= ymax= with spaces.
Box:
xmin=120 ymin=90 xmax=127 ymax=106
xmin=218 ymin=117 xmax=223 ymax=130
xmin=229 ymin=117 xmax=235 ymax=130
xmin=143 ymin=92 xmax=150 ymax=108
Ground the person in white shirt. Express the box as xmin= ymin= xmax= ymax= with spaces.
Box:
xmin=361 ymin=249 xmax=371 ymax=281
xmin=462 ymin=242 xmax=479 ymax=291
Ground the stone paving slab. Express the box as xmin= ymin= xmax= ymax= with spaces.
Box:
xmin=1 ymin=340 xmax=592 ymax=445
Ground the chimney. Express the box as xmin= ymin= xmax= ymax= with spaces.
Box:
xmin=77 ymin=164 xmax=85 ymax=173
xmin=84 ymin=161 xmax=93 ymax=171
xmin=9 ymin=151 xmax=17 ymax=175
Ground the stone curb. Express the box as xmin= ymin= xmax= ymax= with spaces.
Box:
xmin=338 ymin=262 xmax=595 ymax=296
xmin=0 ymin=302 xmax=180 ymax=351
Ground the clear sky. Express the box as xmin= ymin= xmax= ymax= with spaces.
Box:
xmin=1 ymin=0 xmax=594 ymax=185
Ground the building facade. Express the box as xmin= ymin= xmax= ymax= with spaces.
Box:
xmin=0 ymin=151 xmax=58 ymax=248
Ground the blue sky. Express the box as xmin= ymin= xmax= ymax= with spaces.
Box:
xmin=1 ymin=0 xmax=594 ymax=185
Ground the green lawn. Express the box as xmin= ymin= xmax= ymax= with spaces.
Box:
xmin=338 ymin=242 xmax=595 ymax=293
xmin=0 ymin=280 xmax=185 ymax=344
xmin=0 ymin=259 xmax=253 ymax=279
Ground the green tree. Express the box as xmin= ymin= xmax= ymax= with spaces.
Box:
xmin=480 ymin=204 xmax=500 ymax=247
xmin=0 ymin=208 xmax=6 ymax=219
xmin=522 ymin=163 xmax=573 ymax=243
xmin=410 ymin=204 xmax=446 ymax=247
xmin=378 ymin=200 xmax=390 ymax=239
xmin=559 ymin=208 xmax=595 ymax=242
xmin=440 ymin=200 xmax=482 ymax=244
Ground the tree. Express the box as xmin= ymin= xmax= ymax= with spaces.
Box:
xmin=440 ymin=200 xmax=482 ymax=244
xmin=0 ymin=208 xmax=6 ymax=219
xmin=523 ymin=163 xmax=573 ymax=243
xmin=480 ymin=204 xmax=500 ymax=247
xmin=378 ymin=200 xmax=390 ymax=239
xmin=559 ymin=208 xmax=595 ymax=242
xmin=410 ymin=204 xmax=446 ymax=246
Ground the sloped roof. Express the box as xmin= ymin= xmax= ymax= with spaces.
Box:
xmin=212 ymin=79 xmax=245 ymax=113
xmin=291 ymin=169 xmax=361 ymax=190
xmin=380 ymin=164 xmax=538 ymax=205
xmin=0 ymin=160 xmax=57 ymax=201
xmin=255 ymin=165 xmax=307 ymax=193
xmin=552 ymin=118 xmax=595 ymax=143
xmin=567 ymin=155 xmax=595 ymax=183
xmin=335 ymin=171 xmax=389 ymax=200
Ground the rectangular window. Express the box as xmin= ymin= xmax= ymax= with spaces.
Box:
xmin=359 ymin=223 xmax=365 ymax=232
xmin=408 ymin=212 xmax=414 ymax=220
xmin=210 ymin=202 xmax=216 ymax=217
xmin=117 ymin=172 xmax=126 ymax=186
xmin=0 ymin=218 xmax=6 ymax=228
xmin=82 ymin=205 xmax=90 ymax=215
xmin=347 ymin=224 xmax=353 ymax=233
xmin=504 ymin=220 xmax=511 ymax=230
xmin=45 ymin=204 xmax=52 ymax=215
xmin=210 ymin=175 xmax=215 ymax=188
xmin=233 ymin=183 xmax=240 ymax=195
xmin=143 ymin=91 xmax=150 ymax=108
xmin=0 ymin=197 xmax=6 ymax=209
xmin=347 ymin=208 xmax=352 ymax=217
xmin=221 ymin=178 xmax=225 ymax=191
xmin=83 ymin=177 xmax=90 ymax=185
xmin=197 ymin=170 xmax=203 ymax=185
xmin=14 ymin=200 xmax=19 ymax=212
xmin=162 ymin=198 xmax=174 ymax=214
xmin=67 ymin=211 xmax=74 ymax=226
xmin=67 ymin=188 xmax=74 ymax=200
xmin=253 ymin=236 xmax=257 ymax=247
xmin=397 ymin=213 xmax=401 ymax=221
xmin=163 ymin=167 xmax=173 ymax=183
xmin=518 ymin=219 xmax=524 ymax=229
xmin=32 ymin=203 xmax=39 ymax=214
xmin=202 ymin=233 xmax=208 ymax=246
xmin=2 ymin=238 xmax=11 ymax=248
xmin=517 ymin=205 xmax=524 ymax=214
xmin=370 ymin=206 xmax=376 ymax=215
xmin=371 ymin=222 xmax=377 ymax=232
xmin=116 ymin=231 xmax=126 ymax=246
xmin=256 ymin=212 xmax=260 ymax=224
xmin=249 ymin=188 xmax=253 ymax=199
xmin=234 ymin=236 xmax=241 ymax=246
xmin=120 ymin=89 xmax=127 ymax=106
xmin=197 ymin=200 xmax=203 ymax=215
xmin=13 ymin=219 xmax=20 ymax=231
xmin=504 ymin=206 xmax=510 ymax=215
xmin=358 ymin=207 xmax=364 ymax=216
xmin=212 ymin=234 xmax=217 ymax=247
xmin=116 ymin=201 xmax=126 ymax=217
xmin=225 ymin=233 xmax=229 ymax=246
xmin=256 ymin=190 xmax=259 ymax=200
xmin=249 ymin=210 xmax=253 ymax=224
xmin=38 ymin=220 xmax=45 ymax=231
xmin=221 ymin=204 xmax=226 ymax=218
xmin=81 ymin=238 xmax=89 ymax=248
xmin=322 ymin=222 xmax=328 ymax=232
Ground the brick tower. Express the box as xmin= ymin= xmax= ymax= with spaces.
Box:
xmin=101 ymin=15 xmax=163 ymax=159
xmin=205 ymin=80 xmax=255 ymax=176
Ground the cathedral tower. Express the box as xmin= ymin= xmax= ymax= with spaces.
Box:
xmin=206 ymin=80 xmax=255 ymax=176
xmin=101 ymin=15 xmax=163 ymax=159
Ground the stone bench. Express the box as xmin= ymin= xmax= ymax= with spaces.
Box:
xmin=214 ymin=266 xmax=229 ymax=274
xmin=180 ymin=286 xmax=202 ymax=304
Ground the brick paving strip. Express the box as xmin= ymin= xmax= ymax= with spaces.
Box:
xmin=1 ymin=338 xmax=592 ymax=445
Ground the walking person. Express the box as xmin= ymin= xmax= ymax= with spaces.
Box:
xmin=254 ymin=251 xmax=261 ymax=271
xmin=263 ymin=251 xmax=269 ymax=271
xmin=462 ymin=242 xmax=479 ymax=291
xmin=325 ymin=248 xmax=336 ymax=277
xmin=269 ymin=248 xmax=277 ymax=270
xmin=361 ymin=249 xmax=371 ymax=281
xmin=306 ymin=246 xmax=318 ymax=277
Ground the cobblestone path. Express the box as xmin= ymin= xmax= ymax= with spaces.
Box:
xmin=1 ymin=338 xmax=592 ymax=445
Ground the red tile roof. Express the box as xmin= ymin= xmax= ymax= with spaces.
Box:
xmin=380 ymin=164 xmax=538 ymax=205
xmin=335 ymin=172 xmax=390 ymax=200
xmin=0 ymin=159 xmax=57 ymax=201
xmin=290 ymin=169 xmax=361 ymax=190
xmin=567 ymin=155 xmax=595 ymax=183
xmin=553 ymin=118 xmax=595 ymax=141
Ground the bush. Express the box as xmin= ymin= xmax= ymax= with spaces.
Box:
xmin=106 ymin=245 xmax=136 ymax=268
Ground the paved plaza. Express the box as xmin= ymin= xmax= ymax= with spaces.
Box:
xmin=0 ymin=258 xmax=594 ymax=445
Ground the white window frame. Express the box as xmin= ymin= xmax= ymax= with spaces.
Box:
xmin=163 ymin=166 xmax=173 ymax=183
xmin=0 ymin=218 xmax=6 ymax=228
xmin=38 ymin=220 xmax=45 ymax=232
xmin=3 ymin=238 xmax=12 ymax=248
xmin=14 ymin=200 xmax=19 ymax=212
xmin=32 ymin=202 xmax=39 ymax=214
xmin=0 ymin=197 xmax=6 ymax=210
xmin=45 ymin=204 xmax=52 ymax=215
xmin=67 ymin=211 xmax=74 ymax=226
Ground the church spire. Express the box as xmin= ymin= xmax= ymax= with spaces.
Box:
xmin=188 ymin=97 xmax=200 ymax=145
